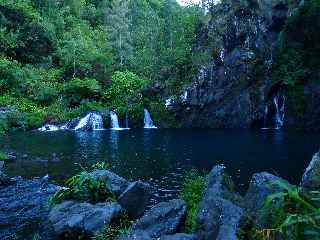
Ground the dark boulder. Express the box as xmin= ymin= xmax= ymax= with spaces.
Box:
xmin=160 ymin=233 xmax=199 ymax=240
xmin=88 ymin=169 xmax=129 ymax=196
xmin=0 ymin=177 xmax=59 ymax=239
xmin=244 ymin=172 xmax=288 ymax=214
xmin=119 ymin=199 xmax=187 ymax=240
xmin=0 ymin=172 xmax=10 ymax=186
xmin=49 ymin=201 xmax=123 ymax=237
xmin=301 ymin=150 xmax=320 ymax=192
xmin=197 ymin=165 xmax=244 ymax=240
xmin=118 ymin=181 xmax=152 ymax=219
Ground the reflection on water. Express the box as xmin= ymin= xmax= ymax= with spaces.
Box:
xmin=0 ymin=129 xmax=319 ymax=199
xmin=109 ymin=130 xmax=119 ymax=163
xmin=75 ymin=131 xmax=104 ymax=159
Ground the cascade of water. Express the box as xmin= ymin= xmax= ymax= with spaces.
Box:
xmin=91 ymin=113 xmax=104 ymax=130
xmin=273 ymin=95 xmax=285 ymax=129
xmin=74 ymin=113 xmax=91 ymax=130
xmin=110 ymin=111 xmax=121 ymax=130
xmin=144 ymin=109 xmax=157 ymax=129
xmin=74 ymin=113 xmax=104 ymax=131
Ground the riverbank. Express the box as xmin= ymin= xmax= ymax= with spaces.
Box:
xmin=0 ymin=150 xmax=319 ymax=239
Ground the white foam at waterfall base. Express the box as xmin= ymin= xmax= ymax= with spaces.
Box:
xmin=38 ymin=124 xmax=60 ymax=132
xmin=144 ymin=109 xmax=157 ymax=129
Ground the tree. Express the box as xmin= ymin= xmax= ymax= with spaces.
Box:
xmin=105 ymin=0 xmax=133 ymax=67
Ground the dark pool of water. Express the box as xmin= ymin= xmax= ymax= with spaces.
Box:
xmin=0 ymin=129 xmax=319 ymax=202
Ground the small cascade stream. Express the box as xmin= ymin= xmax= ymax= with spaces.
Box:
xmin=74 ymin=113 xmax=104 ymax=131
xmin=110 ymin=111 xmax=125 ymax=130
xmin=91 ymin=113 xmax=104 ymax=130
xmin=144 ymin=109 xmax=157 ymax=129
xmin=262 ymin=93 xmax=286 ymax=130
xmin=273 ymin=95 xmax=285 ymax=129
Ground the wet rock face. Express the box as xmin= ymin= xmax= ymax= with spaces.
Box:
xmin=244 ymin=172 xmax=288 ymax=215
xmin=49 ymin=201 xmax=123 ymax=237
xmin=197 ymin=165 xmax=244 ymax=240
xmin=173 ymin=0 xmax=291 ymax=128
xmin=301 ymin=150 xmax=320 ymax=192
xmin=0 ymin=177 xmax=59 ymax=239
xmin=88 ymin=169 xmax=129 ymax=196
xmin=118 ymin=181 xmax=152 ymax=219
xmin=119 ymin=199 xmax=187 ymax=240
xmin=160 ymin=233 xmax=199 ymax=240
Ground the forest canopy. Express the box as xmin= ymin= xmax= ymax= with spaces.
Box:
xmin=0 ymin=0 xmax=205 ymax=131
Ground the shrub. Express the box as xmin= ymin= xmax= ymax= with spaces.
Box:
xmin=180 ymin=169 xmax=206 ymax=232
xmin=50 ymin=171 xmax=116 ymax=205
xmin=104 ymin=71 xmax=146 ymax=109
xmin=92 ymin=162 xmax=111 ymax=170
xmin=93 ymin=214 xmax=133 ymax=240
xmin=63 ymin=78 xmax=102 ymax=106
xmin=50 ymin=163 xmax=117 ymax=205
xmin=256 ymin=181 xmax=320 ymax=240
xmin=0 ymin=152 xmax=7 ymax=161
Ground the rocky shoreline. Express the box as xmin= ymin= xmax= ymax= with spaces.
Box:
xmin=0 ymin=150 xmax=319 ymax=239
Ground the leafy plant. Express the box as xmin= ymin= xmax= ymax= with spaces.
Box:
xmin=50 ymin=171 xmax=116 ymax=205
xmin=256 ymin=181 xmax=320 ymax=240
xmin=180 ymin=169 xmax=206 ymax=232
xmin=92 ymin=162 xmax=111 ymax=170
xmin=93 ymin=213 xmax=133 ymax=240
xmin=0 ymin=152 xmax=7 ymax=161
xmin=63 ymin=78 xmax=102 ymax=106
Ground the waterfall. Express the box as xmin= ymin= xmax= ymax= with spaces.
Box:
xmin=144 ymin=109 xmax=157 ymax=129
xmin=91 ymin=113 xmax=104 ymax=130
xmin=74 ymin=113 xmax=91 ymax=130
xmin=74 ymin=113 xmax=104 ymax=131
xmin=110 ymin=111 xmax=121 ymax=129
xmin=273 ymin=95 xmax=285 ymax=129
xmin=261 ymin=93 xmax=285 ymax=130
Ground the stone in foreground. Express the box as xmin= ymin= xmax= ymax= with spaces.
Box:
xmin=88 ymin=169 xmax=129 ymax=196
xmin=160 ymin=233 xmax=199 ymax=240
xmin=119 ymin=199 xmax=187 ymax=240
xmin=118 ymin=180 xmax=151 ymax=219
xmin=49 ymin=201 xmax=123 ymax=237
xmin=244 ymin=172 xmax=288 ymax=214
xmin=0 ymin=177 xmax=59 ymax=239
xmin=197 ymin=165 xmax=244 ymax=240
xmin=301 ymin=150 xmax=320 ymax=192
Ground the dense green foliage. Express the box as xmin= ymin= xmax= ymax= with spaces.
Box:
xmin=272 ymin=0 xmax=320 ymax=118
xmin=0 ymin=151 xmax=7 ymax=161
xmin=0 ymin=0 xmax=204 ymax=132
xmin=256 ymin=181 xmax=320 ymax=240
xmin=180 ymin=169 xmax=206 ymax=232
xmin=50 ymin=162 xmax=115 ymax=204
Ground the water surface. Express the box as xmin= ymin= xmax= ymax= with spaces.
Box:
xmin=0 ymin=129 xmax=318 ymax=202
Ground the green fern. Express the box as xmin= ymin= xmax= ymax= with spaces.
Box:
xmin=180 ymin=169 xmax=206 ymax=232
xmin=50 ymin=171 xmax=115 ymax=205
xmin=256 ymin=181 xmax=320 ymax=240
